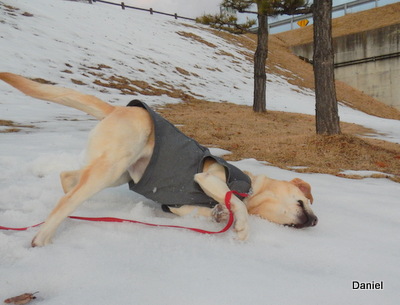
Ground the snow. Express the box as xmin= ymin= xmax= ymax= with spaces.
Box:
xmin=0 ymin=0 xmax=399 ymax=304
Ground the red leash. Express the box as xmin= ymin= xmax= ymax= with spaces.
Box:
xmin=0 ymin=191 xmax=248 ymax=234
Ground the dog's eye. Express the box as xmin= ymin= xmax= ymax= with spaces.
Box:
xmin=297 ymin=200 xmax=304 ymax=207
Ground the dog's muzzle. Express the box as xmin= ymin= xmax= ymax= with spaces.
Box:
xmin=287 ymin=213 xmax=318 ymax=229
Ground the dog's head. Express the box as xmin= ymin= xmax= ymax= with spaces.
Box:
xmin=245 ymin=174 xmax=318 ymax=228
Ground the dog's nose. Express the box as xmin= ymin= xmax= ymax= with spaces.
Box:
xmin=310 ymin=216 xmax=318 ymax=227
xmin=302 ymin=214 xmax=318 ymax=227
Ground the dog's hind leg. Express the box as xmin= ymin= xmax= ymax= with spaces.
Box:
xmin=168 ymin=206 xmax=213 ymax=218
xmin=168 ymin=205 xmax=229 ymax=223
xmin=32 ymin=155 xmax=135 ymax=247
xmin=32 ymin=108 xmax=154 ymax=246
xmin=60 ymin=170 xmax=131 ymax=193
xmin=60 ymin=170 xmax=81 ymax=193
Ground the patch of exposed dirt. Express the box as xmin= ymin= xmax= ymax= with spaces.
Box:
xmin=176 ymin=31 xmax=217 ymax=48
xmin=0 ymin=119 xmax=36 ymax=133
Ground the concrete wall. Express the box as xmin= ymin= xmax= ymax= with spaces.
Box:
xmin=291 ymin=24 xmax=400 ymax=110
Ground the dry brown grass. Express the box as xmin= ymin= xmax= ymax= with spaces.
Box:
xmin=176 ymin=31 xmax=217 ymax=48
xmin=157 ymin=101 xmax=400 ymax=182
xmin=0 ymin=119 xmax=35 ymax=133
xmin=93 ymin=74 xmax=206 ymax=101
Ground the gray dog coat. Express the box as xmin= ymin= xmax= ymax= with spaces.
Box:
xmin=127 ymin=100 xmax=251 ymax=210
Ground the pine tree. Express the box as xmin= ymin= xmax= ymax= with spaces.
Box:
xmin=198 ymin=1 xmax=311 ymax=112
xmin=313 ymin=0 xmax=341 ymax=134
xmin=198 ymin=0 xmax=341 ymax=134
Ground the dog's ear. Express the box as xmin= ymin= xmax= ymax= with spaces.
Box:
xmin=290 ymin=178 xmax=314 ymax=204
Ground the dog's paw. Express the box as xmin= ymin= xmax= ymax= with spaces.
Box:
xmin=211 ymin=204 xmax=229 ymax=223
xmin=31 ymin=236 xmax=49 ymax=247
xmin=31 ymin=231 xmax=53 ymax=247
xmin=234 ymin=219 xmax=249 ymax=241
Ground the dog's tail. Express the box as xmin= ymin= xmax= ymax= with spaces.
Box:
xmin=0 ymin=72 xmax=114 ymax=120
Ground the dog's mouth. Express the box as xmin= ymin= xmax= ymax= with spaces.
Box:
xmin=285 ymin=213 xmax=318 ymax=229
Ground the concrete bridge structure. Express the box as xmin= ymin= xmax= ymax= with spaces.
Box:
xmin=291 ymin=23 xmax=400 ymax=110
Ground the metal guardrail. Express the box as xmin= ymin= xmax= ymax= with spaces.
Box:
xmin=299 ymin=51 xmax=400 ymax=68
xmin=269 ymin=0 xmax=380 ymax=30
xmin=90 ymin=0 xmax=196 ymax=21
xmin=335 ymin=51 xmax=400 ymax=68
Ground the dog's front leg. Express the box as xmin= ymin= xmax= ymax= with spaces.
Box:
xmin=194 ymin=172 xmax=249 ymax=240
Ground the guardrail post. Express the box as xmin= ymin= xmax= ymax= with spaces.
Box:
xmin=121 ymin=2 xmax=125 ymax=10
xmin=150 ymin=8 xmax=153 ymax=15
xmin=174 ymin=13 xmax=177 ymax=19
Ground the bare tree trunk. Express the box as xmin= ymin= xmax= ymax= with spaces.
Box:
xmin=313 ymin=0 xmax=340 ymax=134
xmin=253 ymin=13 xmax=268 ymax=113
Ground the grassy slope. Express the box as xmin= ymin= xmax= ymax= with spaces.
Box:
xmin=1 ymin=2 xmax=399 ymax=181
xmin=158 ymin=4 xmax=400 ymax=182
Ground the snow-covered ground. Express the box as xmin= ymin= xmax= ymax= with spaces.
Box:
xmin=1 ymin=1 xmax=399 ymax=304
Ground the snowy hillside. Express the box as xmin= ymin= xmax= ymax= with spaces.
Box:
xmin=1 ymin=0 xmax=399 ymax=304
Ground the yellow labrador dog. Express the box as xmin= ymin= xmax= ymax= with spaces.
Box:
xmin=0 ymin=72 xmax=317 ymax=247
